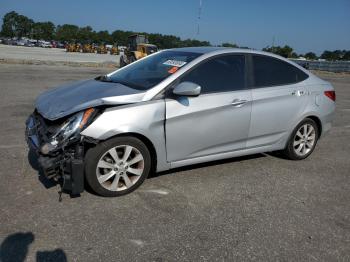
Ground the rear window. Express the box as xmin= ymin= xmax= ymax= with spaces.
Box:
xmin=252 ymin=55 xmax=308 ymax=88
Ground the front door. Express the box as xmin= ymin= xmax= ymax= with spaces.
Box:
xmin=165 ymin=54 xmax=252 ymax=162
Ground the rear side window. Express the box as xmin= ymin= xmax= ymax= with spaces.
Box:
xmin=252 ymin=55 xmax=308 ymax=88
xmin=181 ymin=55 xmax=245 ymax=94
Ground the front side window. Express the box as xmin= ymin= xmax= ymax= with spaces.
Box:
xmin=252 ymin=55 xmax=308 ymax=88
xmin=180 ymin=55 xmax=246 ymax=94
xmin=107 ymin=51 xmax=201 ymax=90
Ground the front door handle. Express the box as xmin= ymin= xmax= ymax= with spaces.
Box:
xmin=231 ymin=99 xmax=248 ymax=107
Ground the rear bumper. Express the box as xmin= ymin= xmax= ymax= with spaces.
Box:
xmin=320 ymin=109 xmax=335 ymax=139
xmin=25 ymin=114 xmax=85 ymax=195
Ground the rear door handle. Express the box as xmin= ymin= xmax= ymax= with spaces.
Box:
xmin=231 ymin=99 xmax=248 ymax=107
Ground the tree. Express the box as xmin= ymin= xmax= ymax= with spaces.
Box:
xmin=321 ymin=50 xmax=338 ymax=61
xmin=32 ymin=22 xmax=55 ymax=40
xmin=291 ymin=52 xmax=298 ymax=58
xmin=15 ymin=15 xmax=34 ymax=38
xmin=2 ymin=10 xmax=349 ymax=60
xmin=221 ymin=42 xmax=238 ymax=48
xmin=1 ymin=11 xmax=19 ymax=37
xmin=263 ymin=45 xmax=294 ymax=58
xmin=55 ymin=24 xmax=79 ymax=42
xmin=111 ymin=30 xmax=136 ymax=46
xmin=304 ymin=52 xmax=317 ymax=60
xmin=1 ymin=11 xmax=34 ymax=38
xmin=1 ymin=11 xmax=213 ymax=47
xmin=343 ymin=51 xmax=350 ymax=61
xmin=181 ymin=38 xmax=210 ymax=47
xmin=148 ymin=33 xmax=182 ymax=49
xmin=94 ymin=30 xmax=112 ymax=44
xmin=77 ymin=26 xmax=94 ymax=43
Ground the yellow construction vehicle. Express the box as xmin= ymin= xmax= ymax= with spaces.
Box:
xmin=66 ymin=43 xmax=75 ymax=52
xmin=82 ymin=44 xmax=95 ymax=53
xmin=66 ymin=43 xmax=82 ymax=52
xmin=110 ymin=45 xmax=119 ymax=55
xmin=120 ymin=34 xmax=158 ymax=67
xmin=96 ymin=44 xmax=108 ymax=54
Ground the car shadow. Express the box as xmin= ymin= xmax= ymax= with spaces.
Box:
xmin=83 ymin=153 xmax=268 ymax=196
xmin=149 ymin=153 xmax=266 ymax=179
xmin=27 ymin=149 xmax=59 ymax=189
xmin=0 ymin=232 xmax=67 ymax=262
xmin=27 ymin=148 xmax=85 ymax=198
xmin=27 ymin=146 xmax=282 ymax=196
xmin=265 ymin=150 xmax=290 ymax=160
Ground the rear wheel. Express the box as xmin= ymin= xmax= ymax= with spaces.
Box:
xmin=119 ymin=56 xmax=127 ymax=67
xmin=85 ymin=136 xmax=151 ymax=197
xmin=283 ymin=118 xmax=319 ymax=160
xmin=129 ymin=55 xmax=136 ymax=63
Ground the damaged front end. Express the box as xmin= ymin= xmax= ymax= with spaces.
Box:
xmin=25 ymin=108 xmax=98 ymax=195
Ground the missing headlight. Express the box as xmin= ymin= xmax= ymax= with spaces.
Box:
xmin=41 ymin=108 xmax=97 ymax=154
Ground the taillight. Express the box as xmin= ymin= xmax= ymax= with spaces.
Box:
xmin=324 ymin=91 xmax=336 ymax=102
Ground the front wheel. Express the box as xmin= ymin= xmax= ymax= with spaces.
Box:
xmin=283 ymin=118 xmax=319 ymax=160
xmin=85 ymin=136 xmax=151 ymax=197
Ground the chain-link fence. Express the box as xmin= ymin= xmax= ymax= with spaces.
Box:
xmin=291 ymin=59 xmax=350 ymax=73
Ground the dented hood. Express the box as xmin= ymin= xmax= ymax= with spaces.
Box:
xmin=35 ymin=79 xmax=145 ymax=120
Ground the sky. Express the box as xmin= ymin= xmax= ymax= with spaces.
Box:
xmin=0 ymin=0 xmax=349 ymax=55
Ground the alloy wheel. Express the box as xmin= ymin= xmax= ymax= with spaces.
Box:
xmin=96 ymin=145 xmax=145 ymax=191
xmin=293 ymin=123 xmax=316 ymax=156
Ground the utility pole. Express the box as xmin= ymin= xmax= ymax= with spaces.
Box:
xmin=197 ymin=0 xmax=202 ymax=35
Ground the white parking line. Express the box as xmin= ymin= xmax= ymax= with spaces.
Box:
xmin=143 ymin=189 xmax=169 ymax=195
xmin=129 ymin=239 xmax=145 ymax=247
xmin=0 ymin=144 xmax=24 ymax=149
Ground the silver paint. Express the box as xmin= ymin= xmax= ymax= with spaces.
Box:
xmin=35 ymin=79 xmax=145 ymax=120
xmin=39 ymin=47 xmax=335 ymax=172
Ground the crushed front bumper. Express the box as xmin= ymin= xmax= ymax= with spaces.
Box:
xmin=25 ymin=114 xmax=85 ymax=195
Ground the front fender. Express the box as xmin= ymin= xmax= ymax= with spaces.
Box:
xmin=81 ymin=100 xmax=169 ymax=172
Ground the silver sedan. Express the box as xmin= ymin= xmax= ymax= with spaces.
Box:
xmin=26 ymin=47 xmax=335 ymax=197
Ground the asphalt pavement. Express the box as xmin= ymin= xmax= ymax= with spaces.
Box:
xmin=0 ymin=64 xmax=349 ymax=261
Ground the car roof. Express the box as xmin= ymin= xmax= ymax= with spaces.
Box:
xmin=168 ymin=46 xmax=310 ymax=69
xmin=142 ymin=47 xmax=316 ymax=101
xmin=169 ymin=46 xmax=285 ymax=57
xmin=170 ymin=46 xmax=228 ymax=54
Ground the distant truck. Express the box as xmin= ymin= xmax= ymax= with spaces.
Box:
xmin=120 ymin=34 xmax=158 ymax=67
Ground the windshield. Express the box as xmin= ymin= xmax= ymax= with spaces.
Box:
xmin=107 ymin=51 xmax=201 ymax=90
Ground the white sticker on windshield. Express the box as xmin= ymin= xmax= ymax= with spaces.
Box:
xmin=163 ymin=60 xmax=187 ymax=67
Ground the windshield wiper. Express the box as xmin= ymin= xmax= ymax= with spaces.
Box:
xmin=95 ymin=75 xmax=146 ymax=90
xmin=95 ymin=75 xmax=112 ymax=82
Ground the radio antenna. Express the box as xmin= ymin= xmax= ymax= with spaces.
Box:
xmin=197 ymin=0 xmax=202 ymax=35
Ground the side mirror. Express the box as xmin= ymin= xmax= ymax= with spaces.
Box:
xmin=173 ymin=82 xmax=201 ymax=97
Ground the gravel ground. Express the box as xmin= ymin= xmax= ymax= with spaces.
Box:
xmin=0 ymin=64 xmax=349 ymax=261
xmin=0 ymin=44 xmax=120 ymax=67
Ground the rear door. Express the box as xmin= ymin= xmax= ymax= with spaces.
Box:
xmin=247 ymin=54 xmax=309 ymax=148
xmin=165 ymin=54 xmax=252 ymax=162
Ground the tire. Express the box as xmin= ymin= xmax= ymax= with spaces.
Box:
xmin=85 ymin=136 xmax=151 ymax=197
xmin=129 ymin=55 xmax=136 ymax=63
xmin=119 ymin=56 xmax=126 ymax=67
xmin=283 ymin=118 xmax=319 ymax=160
